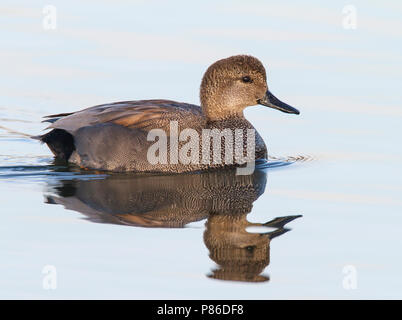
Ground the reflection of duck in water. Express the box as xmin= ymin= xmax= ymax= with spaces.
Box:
xmin=47 ymin=167 xmax=268 ymax=228
xmin=46 ymin=167 xmax=300 ymax=282
xmin=205 ymin=214 xmax=300 ymax=282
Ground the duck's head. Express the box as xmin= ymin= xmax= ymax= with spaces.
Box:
xmin=200 ymin=55 xmax=299 ymax=121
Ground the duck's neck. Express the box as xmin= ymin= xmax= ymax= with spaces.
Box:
xmin=202 ymin=105 xmax=245 ymax=122
xmin=205 ymin=115 xmax=253 ymax=131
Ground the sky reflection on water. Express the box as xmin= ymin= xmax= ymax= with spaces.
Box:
xmin=1 ymin=0 xmax=402 ymax=299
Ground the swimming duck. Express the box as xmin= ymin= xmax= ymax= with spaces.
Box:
xmin=38 ymin=55 xmax=299 ymax=173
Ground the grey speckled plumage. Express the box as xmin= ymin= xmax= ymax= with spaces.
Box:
xmin=38 ymin=55 xmax=299 ymax=173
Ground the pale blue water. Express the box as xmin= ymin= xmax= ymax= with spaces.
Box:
xmin=1 ymin=0 xmax=402 ymax=299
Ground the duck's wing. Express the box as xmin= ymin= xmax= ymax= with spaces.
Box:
xmin=46 ymin=99 xmax=205 ymax=134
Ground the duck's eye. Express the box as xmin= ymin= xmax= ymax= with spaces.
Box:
xmin=242 ymin=76 xmax=252 ymax=83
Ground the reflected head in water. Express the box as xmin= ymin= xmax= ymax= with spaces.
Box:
xmin=46 ymin=166 xmax=301 ymax=282
xmin=205 ymin=214 xmax=300 ymax=283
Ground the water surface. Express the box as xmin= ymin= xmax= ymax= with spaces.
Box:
xmin=1 ymin=0 xmax=402 ymax=299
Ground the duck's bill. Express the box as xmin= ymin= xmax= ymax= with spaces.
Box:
xmin=257 ymin=90 xmax=300 ymax=115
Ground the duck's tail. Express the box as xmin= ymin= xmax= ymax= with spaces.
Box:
xmin=35 ymin=129 xmax=75 ymax=161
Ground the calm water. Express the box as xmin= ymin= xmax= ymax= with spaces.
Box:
xmin=1 ymin=0 xmax=402 ymax=299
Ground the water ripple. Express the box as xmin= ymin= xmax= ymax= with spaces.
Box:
xmin=0 ymin=154 xmax=312 ymax=183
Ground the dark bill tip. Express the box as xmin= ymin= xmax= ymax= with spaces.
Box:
xmin=257 ymin=90 xmax=300 ymax=115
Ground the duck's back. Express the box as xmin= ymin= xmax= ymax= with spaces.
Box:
xmin=41 ymin=100 xmax=207 ymax=172
xmin=46 ymin=99 xmax=205 ymax=133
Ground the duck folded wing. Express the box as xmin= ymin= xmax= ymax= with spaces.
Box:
xmin=46 ymin=99 xmax=205 ymax=134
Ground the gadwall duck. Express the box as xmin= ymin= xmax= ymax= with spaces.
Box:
xmin=38 ymin=55 xmax=299 ymax=173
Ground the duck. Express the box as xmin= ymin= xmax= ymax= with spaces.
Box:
xmin=38 ymin=55 xmax=299 ymax=173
